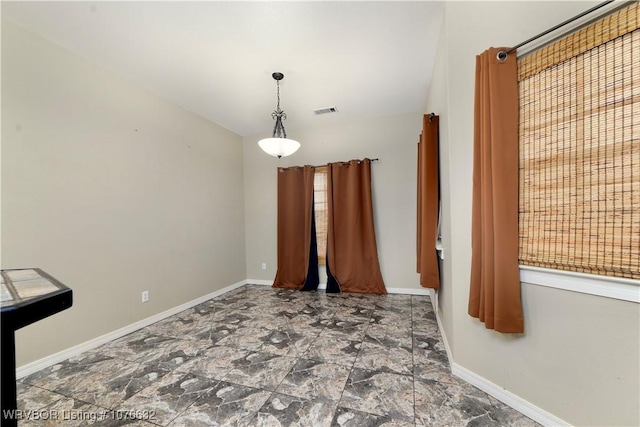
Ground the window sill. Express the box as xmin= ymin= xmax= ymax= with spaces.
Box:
xmin=520 ymin=265 xmax=639 ymax=303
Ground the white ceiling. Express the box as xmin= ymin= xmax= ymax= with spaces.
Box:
xmin=2 ymin=1 xmax=444 ymax=137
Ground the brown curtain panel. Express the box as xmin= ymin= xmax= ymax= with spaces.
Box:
xmin=469 ymin=47 xmax=524 ymax=333
xmin=326 ymin=159 xmax=386 ymax=294
xmin=273 ymin=166 xmax=316 ymax=290
xmin=417 ymin=114 xmax=441 ymax=290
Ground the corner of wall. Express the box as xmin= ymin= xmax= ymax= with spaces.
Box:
xmin=423 ymin=1 xmax=455 ymax=360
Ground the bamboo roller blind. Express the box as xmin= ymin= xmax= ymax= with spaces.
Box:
xmin=314 ymin=166 xmax=328 ymax=265
xmin=518 ymin=2 xmax=640 ymax=279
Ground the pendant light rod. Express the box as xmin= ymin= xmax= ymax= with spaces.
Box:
xmin=258 ymin=72 xmax=300 ymax=158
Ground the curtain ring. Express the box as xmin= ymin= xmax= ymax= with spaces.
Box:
xmin=496 ymin=51 xmax=508 ymax=62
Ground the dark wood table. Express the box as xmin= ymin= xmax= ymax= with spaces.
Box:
xmin=1 ymin=268 xmax=73 ymax=427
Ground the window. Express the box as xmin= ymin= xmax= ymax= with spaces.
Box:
xmin=314 ymin=166 xmax=328 ymax=264
xmin=518 ymin=3 xmax=639 ymax=280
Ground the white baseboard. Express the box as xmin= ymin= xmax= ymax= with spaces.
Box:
xmin=451 ymin=363 xmax=571 ymax=427
xmin=430 ymin=289 xmax=454 ymax=369
xmin=430 ymin=292 xmax=570 ymax=427
xmin=387 ymin=286 xmax=431 ymax=295
xmin=245 ymin=280 xmax=328 ymax=290
xmin=245 ymin=279 xmax=272 ymax=286
xmin=17 ymin=276 xmax=568 ymax=426
xmin=247 ymin=280 xmax=431 ymax=296
xmin=16 ymin=279 xmax=248 ymax=379
xmin=19 ymin=279 xmax=434 ymax=378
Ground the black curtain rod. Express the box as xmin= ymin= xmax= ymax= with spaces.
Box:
xmin=279 ymin=158 xmax=379 ymax=171
xmin=497 ymin=0 xmax=622 ymax=60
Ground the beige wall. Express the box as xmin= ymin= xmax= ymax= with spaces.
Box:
xmin=3 ymin=4 xmax=639 ymax=425
xmin=243 ymin=113 xmax=422 ymax=290
xmin=426 ymin=2 xmax=640 ymax=426
xmin=424 ymin=9 xmax=454 ymax=346
xmin=1 ymin=21 xmax=247 ymax=366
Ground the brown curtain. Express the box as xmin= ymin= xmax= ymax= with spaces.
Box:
xmin=469 ymin=48 xmax=524 ymax=333
xmin=417 ymin=114 xmax=440 ymax=290
xmin=273 ymin=166 xmax=316 ymax=289
xmin=326 ymin=159 xmax=386 ymax=294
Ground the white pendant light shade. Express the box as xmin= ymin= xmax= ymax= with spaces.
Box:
xmin=258 ymin=72 xmax=300 ymax=159
xmin=258 ymin=137 xmax=300 ymax=158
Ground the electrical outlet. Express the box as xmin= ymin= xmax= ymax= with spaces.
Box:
xmin=141 ymin=291 xmax=149 ymax=303
xmin=261 ymin=263 xmax=267 ymax=271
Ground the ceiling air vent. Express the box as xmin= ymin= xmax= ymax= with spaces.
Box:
xmin=313 ymin=106 xmax=338 ymax=115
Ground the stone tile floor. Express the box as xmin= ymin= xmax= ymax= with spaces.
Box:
xmin=16 ymin=284 xmax=539 ymax=426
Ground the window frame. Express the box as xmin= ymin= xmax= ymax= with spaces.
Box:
xmin=520 ymin=265 xmax=639 ymax=303
xmin=314 ymin=166 xmax=328 ymax=265
xmin=515 ymin=1 xmax=640 ymax=302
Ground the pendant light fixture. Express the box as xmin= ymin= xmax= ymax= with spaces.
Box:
xmin=258 ymin=72 xmax=300 ymax=158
